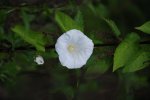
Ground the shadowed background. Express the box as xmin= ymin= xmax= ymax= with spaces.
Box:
xmin=0 ymin=0 xmax=150 ymax=100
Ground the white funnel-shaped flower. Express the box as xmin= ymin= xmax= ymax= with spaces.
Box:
xmin=55 ymin=29 xmax=94 ymax=69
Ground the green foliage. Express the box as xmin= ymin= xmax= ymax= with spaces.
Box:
xmin=88 ymin=3 xmax=109 ymax=18
xmin=62 ymin=86 xmax=74 ymax=99
xmin=86 ymin=56 xmax=111 ymax=74
xmin=75 ymin=10 xmax=84 ymax=31
xmin=0 ymin=10 xmax=7 ymax=25
xmin=79 ymin=81 xmax=99 ymax=92
xmin=0 ymin=60 xmax=20 ymax=86
xmin=117 ymin=72 xmax=148 ymax=100
xmin=141 ymin=44 xmax=150 ymax=52
xmin=42 ymin=49 xmax=58 ymax=59
xmin=113 ymin=33 xmax=150 ymax=72
xmin=125 ymin=73 xmax=148 ymax=89
xmin=84 ymin=3 xmax=110 ymax=32
xmin=135 ymin=21 xmax=150 ymax=34
xmin=0 ymin=1 xmax=150 ymax=99
xmin=104 ymin=19 xmax=121 ymax=37
xmin=0 ymin=10 xmax=7 ymax=39
xmin=123 ymin=51 xmax=150 ymax=72
xmin=13 ymin=52 xmax=37 ymax=71
xmin=55 ymin=11 xmax=83 ymax=32
xmin=21 ymin=9 xmax=35 ymax=30
xmin=89 ymin=34 xmax=103 ymax=44
xmin=1 ymin=61 xmax=20 ymax=77
xmin=113 ymin=33 xmax=140 ymax=71
xmin=12 ymin=25 xmax=46 ymax=52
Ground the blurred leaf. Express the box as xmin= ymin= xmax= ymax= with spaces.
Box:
xmin=81 ymin=5 xmax=108 ymax=32
xmin=96 ymin=4 xmax=109 ymax=18
xmin=0 ymin=10 xmax=7 ymax=25
xmin=62 ymin=86 xmax=74 ymax=100
xmin=0 ymin=10 xmax=7 ymax=40
xmin=135 ymin=21 xmax=150 ymax=34
xmin=48 ymin=50 xmax=58 ymax=58
xmin=87 ymin=3 xmax=96 ymax=14
xmin=0 ymin=53 xmax=9 ymax=61
xmin=79 ymin=81 xmax=99 ymax=92
xmin=0 ymin=61 xmax=21 ymax=88
xmin=127 ymin=2 xmax=145 ymax=22
xmin=42 ymin=49 xmax=58 ymax=59
xmin=14 ymin=52 xmax=37 ymax=71
xmin=55 ymin=11 xmax=83 ymax=32
xmin=86 ymin=56 xmax=111 ymax=74
xmin=113 ymin=33 xmax=140 ymax=71
xmin=21 ymin=9 xmax=35 ymax=30
xmin=0 ymin=32 xmax=4 ymax=40
xmin=50 ymin=68 xmax=70 ymax=99
xmin=2 ymin=32 xmax=28 ymax=49
xmin=127 ymin=74 xmax=148 ymax=89
xmin=12 ymin=25 xmax=46 ymax=52
xmin=140 ymin=44 xmax=150 ymax=52
xmin=123 ymin=51 xmax=150 ymax=72
xmin=88 ymin=3 xmax=109 ymax=18
xmin=122 ymin=73 xmax=148 ymax=90
xmin=0 ymin=73 xmax=8 ymax=82
xmin=117 ymin=72 xmax=148 ymax=100
xmin=75 ymin=10 xmax=84 ymax=31
xmin=104 ymin=19 xmax=121 ymax=37
xmin=1 ymin=61 xmax=20 ymax=77
xmin=108 ymin=0 xmax=119 ymax=9
xmin=89 ymin=34 xmax=103 ymax=44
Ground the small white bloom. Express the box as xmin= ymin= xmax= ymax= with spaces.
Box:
xmin=55 ymin=29 xmax=94 ymax=69
xmin=34 ymin=55 xmax=44 ymax=65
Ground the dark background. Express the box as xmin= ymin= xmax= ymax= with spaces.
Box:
xmin=0 ymin=0 xmax=150 ymax=100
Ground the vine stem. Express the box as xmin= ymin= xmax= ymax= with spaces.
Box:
xmin=0 ymin=40 xmax=150 ymax=52
xmin=72 ymin=67 xmax=87 ymax=100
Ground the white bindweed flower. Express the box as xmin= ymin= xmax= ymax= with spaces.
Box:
xmin=55 ymin=29 xmax=94 ymax=69
xmin=34 ymin=55 xmax=44 ymax=65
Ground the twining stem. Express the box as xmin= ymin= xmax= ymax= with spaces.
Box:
xmin=72 ymin=67 xmax=87 ymax=100
xmin=0 ymin=41 xmax=150 ymax=52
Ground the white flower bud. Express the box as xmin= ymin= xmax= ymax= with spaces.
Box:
xmin=34 ymin=55 xmax=44 ymax=65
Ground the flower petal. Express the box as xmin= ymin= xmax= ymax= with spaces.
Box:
xmin=55 ymin=29 xmax=94 ymax=69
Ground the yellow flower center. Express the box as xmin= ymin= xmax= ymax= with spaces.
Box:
xmin=68 ymin=44 xmax=75 ymax=52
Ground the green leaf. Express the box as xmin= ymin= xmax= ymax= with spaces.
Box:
xmin=86 ymin=56 xmax=111 ymax=74
xmin=55 ymin=11 xmax=83 ymax=32
xmin=96 ymin=4 xmax=109 ymax=18
xmin=89 ymin=34 xmax=103 ymax=44
xmin=12 ymin=25 xmax=46 ymax=52
xmin=123 ymin=51 xmax=150 ymax=72
xmin=14 ymin=52 xmax=36 ymax=69
xmin=113 ymin=33 xmax=140 ymax=71
xmin=62 ymin=86 xmax=74 ymax=99
xmin=119 ymin=73 xmax=148 ymax=93
xmin=135 ymin=21 xmax=150 ymax=34
xmin=75 ymin=10 xmax=84 ymax=31
xmin=42 ymin=49 xmax=58 ymax=59
xmin=88 ymin=3 xmax=109 ymax=18
xmin=104 ymin=19 xmax=121 ymax=37
xmin=1 ymin=61 xmax=20 ymax=77
xmin=21 ymin=9 xmax=35 ymax=30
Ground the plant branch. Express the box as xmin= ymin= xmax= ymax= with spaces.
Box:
xmin=72 ymin=67 xmax=87 ymax=100
xmin=0 ymin=41 xmax=150 ymax=52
